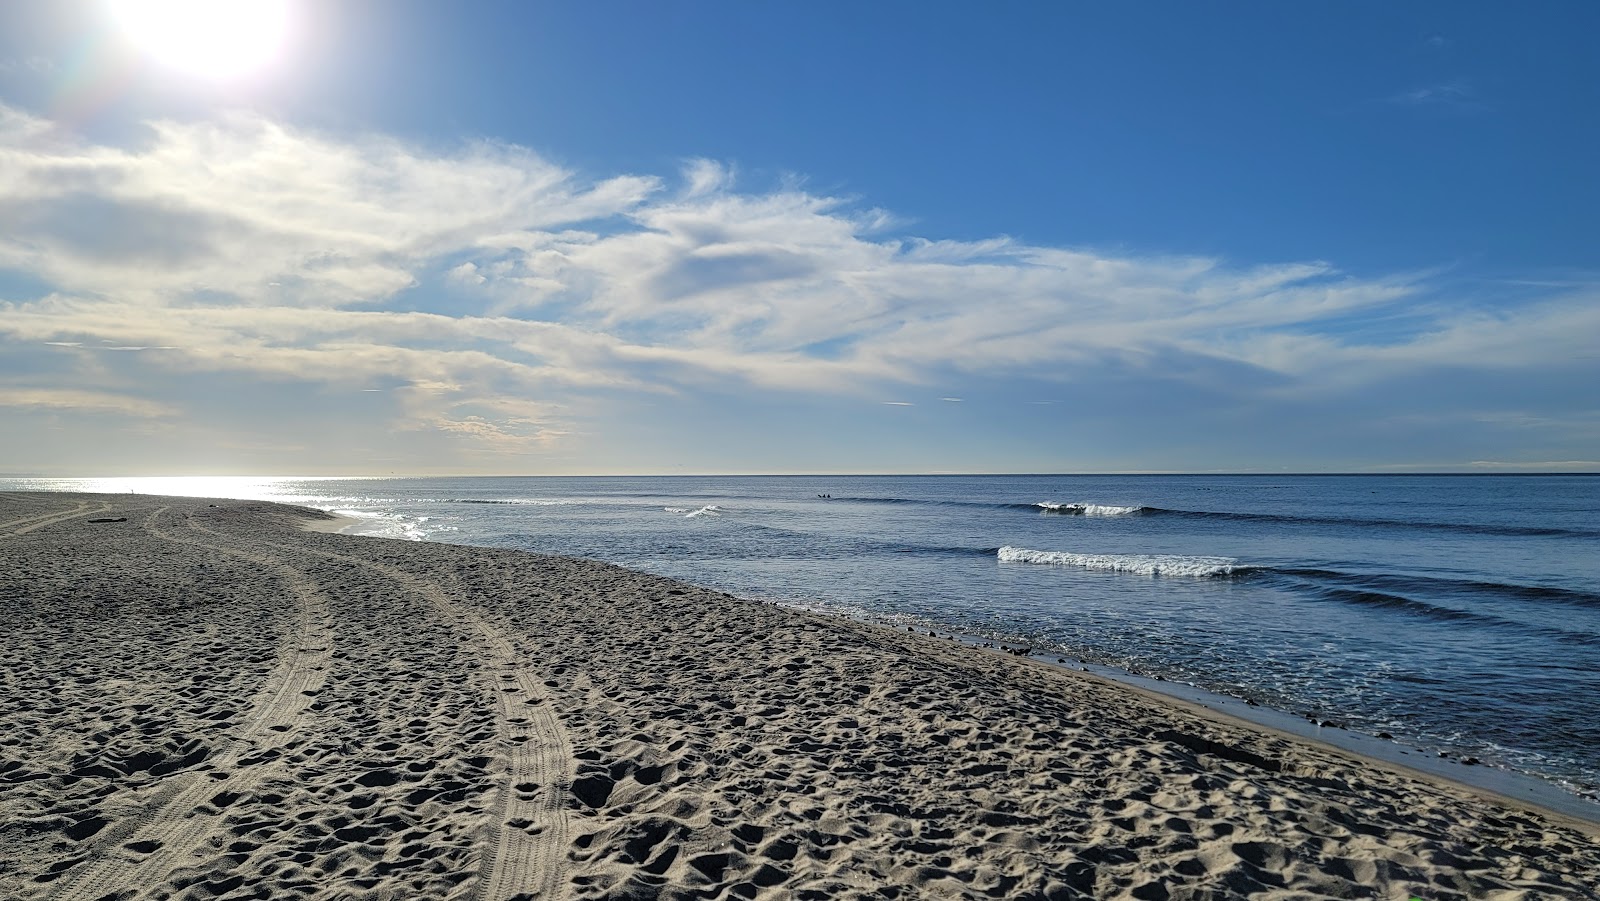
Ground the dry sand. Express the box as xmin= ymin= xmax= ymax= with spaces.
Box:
xmin=1 ymin=491 xmax=1596 ymax=900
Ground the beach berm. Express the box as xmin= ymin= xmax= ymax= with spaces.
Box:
xmin=1 ymin=492 xmax=1596 ymax=900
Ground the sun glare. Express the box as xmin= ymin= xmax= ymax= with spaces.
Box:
xmin=108 ymin=0 xmax=294 ymax=82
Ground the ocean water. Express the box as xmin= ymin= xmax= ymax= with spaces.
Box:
xmin=10 ymin=473 xmax=1599 ymax=802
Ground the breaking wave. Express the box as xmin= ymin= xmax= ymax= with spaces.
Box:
xmin=1036 ymin=502 xmax=1145 ymax=516
xmin=998 ymin=546 xmax=1248 ymax=577
xmin=667 ymin=505 xmax=724 ymax=518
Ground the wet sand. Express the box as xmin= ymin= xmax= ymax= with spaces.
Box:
xmin=2 ymin=492 xmax=1596 ymax=900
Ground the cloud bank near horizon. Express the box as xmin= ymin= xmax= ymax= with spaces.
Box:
xmin=1 ymin=104 xmax=1595 ymax=472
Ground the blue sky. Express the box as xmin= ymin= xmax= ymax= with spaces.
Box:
xmin=1 ymin=1 xmax=1596 ymax=474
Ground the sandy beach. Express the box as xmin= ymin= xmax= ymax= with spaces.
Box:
xmin=1 ymin=492 xmax=1596 ymax=901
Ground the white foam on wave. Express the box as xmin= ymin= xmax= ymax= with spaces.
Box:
xmin=326 ymin=508 xmax=457 ymax=541
xmin=1036 ymin=502 xmax=1142 ymax=516
xmin=998 ymin=546 xmax=1245 ymax=577
xmin=672 ymin=505 xmax=723 ymax=518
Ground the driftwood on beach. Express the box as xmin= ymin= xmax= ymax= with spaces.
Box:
xmin=1 ymin=492 xmax=1596 ymax=900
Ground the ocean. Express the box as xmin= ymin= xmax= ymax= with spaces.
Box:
xmin=10 ymin=473 xmax=1599 ymax=807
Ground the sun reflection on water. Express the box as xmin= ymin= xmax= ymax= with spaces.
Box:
xmin=0 ymin=475 xmax=355 ymax=501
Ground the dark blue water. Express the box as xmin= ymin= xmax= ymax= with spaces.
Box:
xmin=13 ymin=473 xmax=1600 ymax=800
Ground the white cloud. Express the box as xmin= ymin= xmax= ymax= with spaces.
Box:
xmin=0 ymin=108 xmax=657 ymax=306
xmin=0 ymin=387 xmax=177 ymax=418
xmin=0 ymin=56 xmax=54 ymax=78
xmin=0 ymin=102 xmax=1593 ymax=468
xmin=682 ymin=158 xmax=735 ymax=198
xmin=1384 ymin=82 xmax=1484 ymax=112
xmin=448 ymin=261 xmax=486 ymax=285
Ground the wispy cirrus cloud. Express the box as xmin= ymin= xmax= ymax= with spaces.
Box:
xmin=1384 ymin=81 xmax=1485 ymax=112
xmin=0 ymin=57 xmax=53 ymax=75
xmin=0 ymin=386 xmax=177 ymax=418
xmin=0 ymin=109 xmax=658 ymax=306
xmin=0 ymin=102 xmax=1593 ymax=471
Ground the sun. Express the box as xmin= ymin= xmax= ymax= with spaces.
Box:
xmin=108 ymin=0 xmax=294 ymax=82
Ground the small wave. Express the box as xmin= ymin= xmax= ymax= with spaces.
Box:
xmin=1036 ymin=502 xmax=1146 ymax=516
xmin=682 ymin=505 xmax=723 ymax=518
xmin=1263 ymin=568 xmax=1600 ymax=646
xmin=839 ymin=495 xmax=1008 ymax=510
xmin=822 ymin=494 xmax=1597 ymax=537
xmin=1311 ymin=586 xmax=1491 ymax=625
xmin=1305 ymin=586 xmax=1600 ymax=647
xmin=450 ymin=498 xmax=569 ymax=506
xmin=998 ymin=546 xmax=1247 ymax=577
xmin=1276 ymin=568 xmax=1600 ymax=611
xmin=1143 ymin=507 xmax=1597 ymax=539
xmin=831 ymin=495 xmax=1151 ymax=516
xmin=881 ymin=542 xmax=1002 ymax=558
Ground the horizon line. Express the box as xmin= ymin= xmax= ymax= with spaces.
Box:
xmin=3 ymin=470 xmax=1597 ymax=480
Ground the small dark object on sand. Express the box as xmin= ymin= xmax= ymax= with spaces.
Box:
xmin=87 ymin=517 xmax=128 ymax=523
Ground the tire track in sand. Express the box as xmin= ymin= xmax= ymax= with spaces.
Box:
xmin=3 ymin=501 xmax=112 ymax=536
xmin=0 ymin=499 xmax=88 ymax=531
xmin=49 ymin=507 xmax=334 ymax=901
xmin=275 ymin=539 xmax=573 ymax=901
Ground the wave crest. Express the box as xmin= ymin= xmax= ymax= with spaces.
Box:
xmin=998 ymin=546 xmax=1246 ymax=577
xmin=1036 ymin=502 xmax=1145 ymax=516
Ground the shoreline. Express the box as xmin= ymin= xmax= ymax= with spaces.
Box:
xmin=328 ymin=506 xmax=1600 ymax=826
xmin=920 ymin=633 xmax=1600 ymax=830
xmin=4 ymin=491 xmax=1597 ymax=899
xmin=1075 ymin=658 xmax=1600 ymax=829
xmin=332 ymin=491 xmax=1600 ymax=828
xmin=298 ymin=510 xmax=365 ymax=534
xmin=848 ymin=627 xmax=1600 ymax=833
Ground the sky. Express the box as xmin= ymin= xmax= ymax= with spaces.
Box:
xmin=1 ymin=1 xmax=1596 ymax=476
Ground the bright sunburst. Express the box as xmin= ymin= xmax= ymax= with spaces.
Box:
xmin=108 ymin=0 xmax=294 ymax=82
